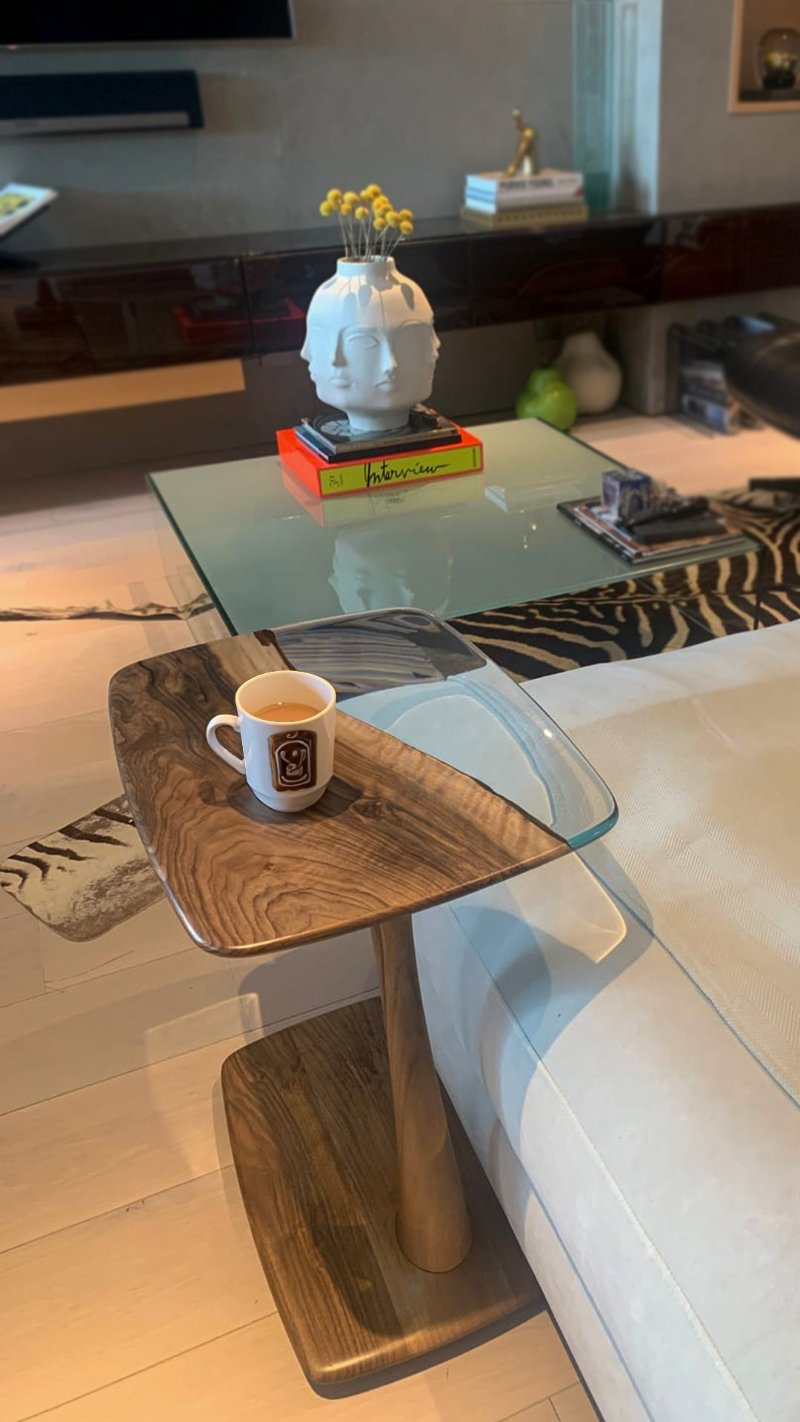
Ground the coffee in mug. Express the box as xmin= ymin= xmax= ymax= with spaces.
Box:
xmin=252 ymin=701 xmax=320 ymax=723
xmin=206 ymin=669 xmax=336 ymax=813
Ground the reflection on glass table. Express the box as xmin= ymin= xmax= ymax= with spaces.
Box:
xmin=328 ymin=516 xmax=454 ymax=615
xmin=152 ymin=419 xmax=760 ymax=633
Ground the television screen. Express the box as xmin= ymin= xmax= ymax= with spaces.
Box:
xmin=4 ymin=3 xmax=294 ymax=44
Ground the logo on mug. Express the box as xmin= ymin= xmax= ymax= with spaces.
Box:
xmin=269 ymin=728 xmax=317 ymax=791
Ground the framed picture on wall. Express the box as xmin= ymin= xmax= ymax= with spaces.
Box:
xmin=729 ymin=0 xmax=800 ymax=111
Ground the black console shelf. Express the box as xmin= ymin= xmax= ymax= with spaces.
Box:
xmin=2 ymin=205 xmax=799 ymax=388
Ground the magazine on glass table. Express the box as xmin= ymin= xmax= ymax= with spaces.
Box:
xmin=0 ymin=184 xmax=57 ymax=242
xmin=558 ymin=496 xmax=745 ymax=565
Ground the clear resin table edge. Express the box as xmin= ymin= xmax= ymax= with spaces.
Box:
xmin=272 ymin=607 xmax=618 ymax=853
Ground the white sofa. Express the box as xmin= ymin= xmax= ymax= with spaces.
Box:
xmin=415 ymin=621 xmax=800 ymax=1422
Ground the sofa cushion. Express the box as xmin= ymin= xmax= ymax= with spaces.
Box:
xmin=533 ymin=620 xmax=800 ymax=1103
xmin=415 ymin=623 xmax=800 ymax=1422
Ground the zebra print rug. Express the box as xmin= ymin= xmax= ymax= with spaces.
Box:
xmin=0 ymin=796 xmax=162 ymax=941
xmin=452 ymin=493 xmax=800 ymax=682
xmin=451 ymin=585 xmax=715 ymax=682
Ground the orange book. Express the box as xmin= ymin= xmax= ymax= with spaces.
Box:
xmin=276 ymin=424 xmax=483 ymax=498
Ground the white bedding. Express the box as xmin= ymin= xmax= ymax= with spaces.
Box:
xmin=414 ymin=622 xmax=800 ymax=1422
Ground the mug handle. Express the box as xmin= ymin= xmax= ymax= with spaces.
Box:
xmin=206 ymin=714 xmax=246 ymax=775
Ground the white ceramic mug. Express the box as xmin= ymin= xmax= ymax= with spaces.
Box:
xmin=206 ymin=670 xmax=337 ymax=812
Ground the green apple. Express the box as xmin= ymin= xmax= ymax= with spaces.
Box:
xmin=526 ymin=366 xmax=564 ymax=396
xmin=516 ymin=381 xmax=577 ymax=431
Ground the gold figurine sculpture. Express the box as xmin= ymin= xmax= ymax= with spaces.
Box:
xmin=506 ymin=108 xmax=539 ymax=177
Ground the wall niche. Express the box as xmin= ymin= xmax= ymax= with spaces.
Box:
xmin=730 ymin=0 xmax=800 ymax=110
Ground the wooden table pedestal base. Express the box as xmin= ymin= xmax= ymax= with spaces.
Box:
xmin=222 ymin=931 xmax=541 ymax=1388
xmin=108 ymin=616 xmax=595 ymax=1391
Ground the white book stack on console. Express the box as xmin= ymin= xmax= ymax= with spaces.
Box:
xmin=465 ymin=168 xmax=584 ymax=210
xmin=462 ymin=168 xmax=588 ymax=230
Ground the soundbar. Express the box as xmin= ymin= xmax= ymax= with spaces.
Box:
xmin=0 ymin=71 xmax=203 ymax=136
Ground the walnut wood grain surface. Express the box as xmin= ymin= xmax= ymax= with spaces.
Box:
xmin=222 ymin=996 xmax=541 ymax=1386
xmin=374 ymin=916 xmax=471 ymax=1273
xmin=109 ymin=630 xmax=567 ymax=955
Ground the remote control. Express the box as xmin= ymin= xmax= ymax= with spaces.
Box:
xmin=625 ymin=495 xmax=709 ymax=529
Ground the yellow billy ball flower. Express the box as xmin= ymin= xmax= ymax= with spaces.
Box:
xmin=319 ymin=200 xmax=335 ymax=217
xmin=360 ymin=187 xmax=373 ymax=200
xmin=367 ymin=184 xmax=382 ymax=198
xmin=399 ymin=220 xmax=414 ymax=235
xmin=340 ymin=203 xmax=354 ymax=216
xmin=326 ymin=188 xmax=342 ymax=204
xmin=354 ymin=205 xmax=370 ymax=221
xmin=373 ymin=216 xmax=387 ymax=232
xmin=399 ymin=208 xmax=413 ymax=221
xmin=343 ymin=190 xmax=359 ymax=205
xmin=386 ymin=210 xmax=400 ymax=228
xmin=373 ymin=196 xmax=390 ymax=212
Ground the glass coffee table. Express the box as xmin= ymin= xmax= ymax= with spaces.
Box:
xmin=152 ymin=417 xmax=759 ymax=632
xmin=110 ymin=609 xmax=616 ymax=1388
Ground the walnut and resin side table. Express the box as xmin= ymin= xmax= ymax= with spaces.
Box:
xmin=109 ymin=609 xmax=616 ymax=1388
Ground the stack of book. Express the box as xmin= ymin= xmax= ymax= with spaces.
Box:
xmin=462 ymin=169 xmax=587 ymax=230
xmin=558 ymin=496 xmax=744 ymax=565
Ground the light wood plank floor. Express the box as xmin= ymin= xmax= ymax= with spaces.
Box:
xmin=5 ymin=411 xmax=787 ymax=1417
xmin=0 ymin=461 xmax=601 ymax=1421
xmin=577 ymin=409 xmax=800 ymax=495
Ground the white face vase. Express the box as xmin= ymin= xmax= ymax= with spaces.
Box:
xmin=300 ymin=257 xmax=440 ymax=435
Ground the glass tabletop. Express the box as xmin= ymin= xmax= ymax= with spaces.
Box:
xmin=273 ymin=608 xmax=617 ymax=852
xmin=152 ymin=418 xmax=758 ymax=634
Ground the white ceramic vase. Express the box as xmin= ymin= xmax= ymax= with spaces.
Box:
xmin=300 ymin=257 xmax=440 ymax=435
xmin=556 ymin=330 xmax=622 ymax=415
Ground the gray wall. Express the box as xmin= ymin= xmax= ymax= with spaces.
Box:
xmin=658 ymin=0 xmax=800 ymax=210
xmin=4 ymin=0 xmax=800 ymax=252
xmin=612 ymin=0 xmax=800 ymax=214
xmin=0 ymin=0 xmax=573 ymax=253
